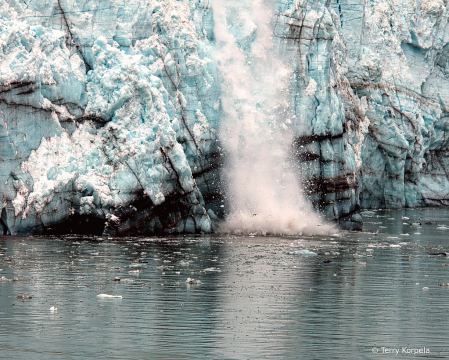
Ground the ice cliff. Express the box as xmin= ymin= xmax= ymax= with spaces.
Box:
xmin=1 ymin=0 xmax=449 ymax=235
xmin=1 ymin=0 xmax=221 ymax=235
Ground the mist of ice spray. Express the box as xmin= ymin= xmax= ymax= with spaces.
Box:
xmin=212 ymin=0 xmax=335 ymax=235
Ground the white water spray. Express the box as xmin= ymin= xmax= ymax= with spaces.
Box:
xmin=213 ymin=0 xmax=335 ymax=235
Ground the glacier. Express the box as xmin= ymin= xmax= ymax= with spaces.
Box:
xmin=1 ymin=0 xmax=449 ymax=235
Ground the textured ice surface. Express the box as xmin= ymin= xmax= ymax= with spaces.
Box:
xmin=272 ymin=0 xmax=449 ymax=227
xmin=1 ymin=0 xmax=220 ymax=235
xmin=1 ymin=0 xmax=449 ymax=235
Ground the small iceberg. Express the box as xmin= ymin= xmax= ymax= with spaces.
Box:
xmin=50 ymin=306 xmax=57 ymax=312
xmin=97 ymin=294 xmax=123 ymax=299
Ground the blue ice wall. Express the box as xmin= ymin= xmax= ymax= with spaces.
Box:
xmin=0 ymin=0 xmax=221 ymax=235
xmin=272 ymin=0 xmax=449 ymax=228
xmin=1 ymin=0 xmax=449 ymax=235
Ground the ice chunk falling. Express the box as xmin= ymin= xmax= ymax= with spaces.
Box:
xmin=213 ymin=0 xmax=334 ymax=235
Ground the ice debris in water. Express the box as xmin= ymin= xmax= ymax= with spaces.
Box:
xmin=50 ymin=306 xmax=57 ymax=312
xmin=286 ymin=250 xmax=318 ymax=257
xmin=129 ymin=263 xmax=146 ymax=268
xmin=97 ymin=294 xmax=123 ymax=299
xmin=186 ymin=277 xmax=201 ymax=284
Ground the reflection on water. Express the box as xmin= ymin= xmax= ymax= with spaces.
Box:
xmin=1 ymin=208 xmax=449 ymax=359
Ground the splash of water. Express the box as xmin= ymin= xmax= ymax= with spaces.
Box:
xmin=213 ymin=0 xmax=335 ymax=235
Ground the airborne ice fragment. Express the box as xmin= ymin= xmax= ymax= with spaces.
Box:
xmin=97 ymin=294 xmax=123 ymax=299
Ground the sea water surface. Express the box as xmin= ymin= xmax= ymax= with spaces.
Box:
xmin=1 ymin=208 xmax=449 ymax=359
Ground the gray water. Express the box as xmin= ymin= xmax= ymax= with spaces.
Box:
xmin=1 ymin=208 xmax=449 ymax=359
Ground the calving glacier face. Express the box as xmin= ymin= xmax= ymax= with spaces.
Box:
xmin=0 ymin=0 xmax=221 ymax=235
xmin=272 ymin=0 xmax=362 ymax=228
xmin=1 ymin=0 xmax=449 ymax=235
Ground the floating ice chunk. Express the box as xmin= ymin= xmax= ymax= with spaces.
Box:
xmin=422 ymin=287 xmax=429 ymax=291
xmin=185 ymin=277 xmax=201 ymax=284
xmin=129 ymin=263 xmax=146 ymax=268
xmin=361 ymin=211 xmax=376 ymax=217
xmin=286 ymin=250 xmax=318 ymax=257
xmin=402 ymin=216 xmax=409 ymax=220
xmin=389 ymin=244 xmax=401 ymax=248
xmin=50 ymin=306 xmax=57 ymax=312
xmin=97 ymin=294 xmax=123 ymax=299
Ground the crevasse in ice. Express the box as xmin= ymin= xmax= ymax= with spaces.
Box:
xmin=1 ymin=0 xmax=449 ymax=235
